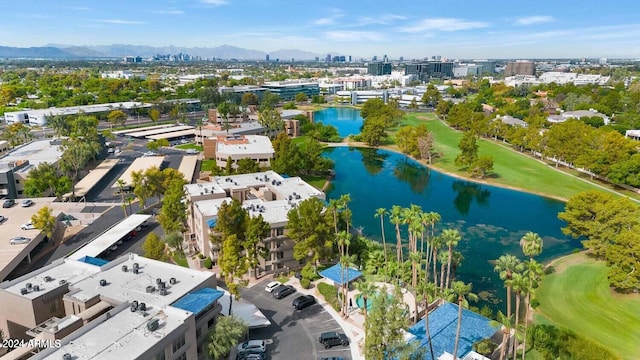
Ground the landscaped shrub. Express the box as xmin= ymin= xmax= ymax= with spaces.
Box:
xmin=317 ymin=282 xmax=340 ymax=311
xmin=472 ymin=339 xmax=497 ymax=357
xmin=203 ymin=258 xmax=212 ymax=269
xmin=301 ymin=262 xmax=320 ymax=281
xmin=300 ymin=278 xmax=311 ymax=289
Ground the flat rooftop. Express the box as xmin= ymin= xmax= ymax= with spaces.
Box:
xmin=147 ymin=129 xmax=195 ymax=140
xmin=184 ymin=182 xmax=225 ymax=198
xmin=217 ymin=135 xmax=274 ymax=156
xmin=127 ymin=125 xmax=194 ymax=138
xmin=112 ymin=156 xmax=165 ymax=188
xmin=177 ymin=155 xmax=198 ymax=183
xmin=0 ymin=140 xmax=63 ymax=174
xmin=112 ymin=124 xmax=175 ymax=135
xmin=64 ymin=159 xmax=120 ymax=199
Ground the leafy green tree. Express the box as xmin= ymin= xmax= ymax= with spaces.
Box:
xmin=23 ymin=162 xmax=71 ymax=199
xmin=219 ymin=234 xmax=249 ymax=314
xmin=244 ymin=214 xmax=271 ymax=278
xmin=418 ymin=132 xmax=435 ymax=164
xmin=31 ymin=206 xmax=57 ymax=240
xmin=606 ymin=228 xmax=640 ymax=292
xmin=271 ymin=132 xmax=304 ymax=176
xmin=258 ymin=108 xmax=284 ymax=138
xmin=364 ymin=285 xmax=411 ymax=360
xmin=142 ymin=233 xmax=166 ymax=260
xmin=60 ymin=139 xmax=97 ymax=199
xmin=361 ymin=115 xmax=388 ymax=147
xmin=107 ymin=109 xmax=127 ymax=129
xmin=157 ymin=178 xmax=187 ymax=235
xmin=608 ymin=153 xmax=640 ymax=187
xmin=286 ymin=197 xmax=333 ymax=264
xmin=455 ymin=131 xmax=479 ymax=169
xmin=241 ymin=92 xmax=258 ymax=106
xmin=396 ymin=124 xmax=431 ymax=158
xmin=422 ymin=84 xmax=441 ymax=107
xmin=1 ymin=122 xmax=33 ymax=147
xmin=311 ymin=94 xmax=326 ymax=104
xmin=295 ymin=92 xmax=309 ymax=103
xmin=213 ymin=198 xmax=249 ymax=242
xmin=236 ymin=158 xmax=259 ymax=174
xmin=149 ymin=108 xmax=161 ymax=122
xmin=259 ymin=91 xmax=280 ymax=111
xmin=146 ymin=141 xmax=160 ymax=152
xmin=207 ymin=315 xmax=248 ymax=360
xmin=470 ymin=155 xmax=494 ymax=178
xmin=354 ymin=280 xmax=377 ymax=321
xmin=165 ymin=232 xmax=183 ymax=251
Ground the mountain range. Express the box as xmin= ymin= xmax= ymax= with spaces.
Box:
xmin=0 ymin=44 xmax=325 ymax=60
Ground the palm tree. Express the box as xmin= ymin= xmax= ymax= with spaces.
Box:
xmin=336 ymin=230 xmax=351 ymax=317
xmin=492 ymin=310 xmax=513 ymax=360
xmin=374 ymin=208 xmax=389 ymax=270
xmin=115 ymin=179 xmax=127 ymax=215
xmin=521 ymin=259 xmax=544 ymax=360
xmin=417 ymin=280 xmax=437 ymax=360
xmin=511 ymin=272 xmax=528 ymax=360
xmin=437 ymin=250 xmax=449 ymax=291
xmin=447 ymin=281 xmax=478 ymax=360
xmin=389 ymin=205 xmax=404 ymax=265
xmin=520 ymin=232 xmax=543 ymax=260
xmin=441 ymin=229 xmax=461 ymax=290
xmin=494 ymin=254 xmax=522 ymax=334
xmin=354 ymin=280 xmax=377 ymax=322
xmin=431 ymin=235 xmax=444 ymax=290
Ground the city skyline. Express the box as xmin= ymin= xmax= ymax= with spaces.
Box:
xmin=2 ymin=0 xmax=640 ymax=59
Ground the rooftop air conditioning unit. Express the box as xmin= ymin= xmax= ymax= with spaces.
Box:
xmin=44 ymin=276 xmax=52 ymax=282
xmin=99 ymin=279 xmax=107 ymax=286
xmin=26 ymin=283 xmax=32 ymax=290
xmin=122 ymin=265 xmax=128 ymax=272
xmin=146 ymin=286 xmax=155 ymax=293
xmin=20 ymin=288 xmax=28 ymax=295
xmin=146 ymin=319 xmax=159 ymax=331
xmin=159 ymin=288 xmax=167 ymax=296
xmin=159 ymin=282 xmax=166 ymax=289
xmin=132 ymin=263 xmax=139 ymax=270
xmin=133 ymin=268 xmax=139 ymax=274
xmin=63 ymin=353 xmax=72 ymax=360
xmin=59 ymin=280 xmax=67 ymax=286
xmin=156 ymin=278 xmax=162 ymax=285
xmin=33 ymin=285 xmax=40 ymax=291
xmin=139 ymin=303 xmax=146 ymax=311
xmin=169 ymin=278 xmax=177 ymax=285
xmin=130 ymin=303 xmax=138 ymax=312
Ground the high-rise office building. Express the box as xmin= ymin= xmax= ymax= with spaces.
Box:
xmin=265 ymin=54 xmax=270 ymax=62
xmin=367 ymin=62 xmax=392 ymax=75
xmin=504 ymin=61 xmax=536 ymax=76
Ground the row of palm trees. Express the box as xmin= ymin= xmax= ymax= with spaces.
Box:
xmin=493 ymin=232 xmax=545 ymax=360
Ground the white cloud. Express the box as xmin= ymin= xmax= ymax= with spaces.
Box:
xmin=69 ymin=6 xmax=90 ymax=11
xmin=200 ymin=0 xmax=228 ymax=6
xmin=355 ymin=14 xmax=407 ymax=26
xmin=152 ymin=9 xmax=185 ymax=15
xmin=314 ymin=18 xmax=335 ymax=25
xmin=399 ymin=18 xmax=489 ymax=33
xmin=324 ymin=30 xmax=385 ymax=42
xmin=515 ymin=16 xmax=554 ymax=26
xmin=98 ymin=19 xmax=144 ymax=25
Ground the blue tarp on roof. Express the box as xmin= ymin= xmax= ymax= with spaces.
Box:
xmin=206 ymin=218 xmax=217 ymax=228
xmin=172 ymin=288 xmax=224 ymax=315
xmin=319 ymin=263 xmax=362 ymax=286
xmin=77 ymin=256 xmax=109 ymax=267
xmin=408 ymin=302 xmax=499 ymax=359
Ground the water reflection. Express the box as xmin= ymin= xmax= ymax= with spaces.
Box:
xmin=452 ymin=181 xmax=491 ymax=215
xmin=352 ymin=147 xmax=390 ymax=175
xmin=393 ymin=157 xmax=431 ymax=193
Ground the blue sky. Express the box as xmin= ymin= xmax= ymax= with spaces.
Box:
xmin=2 ymin=0 xmax=640 ymax=59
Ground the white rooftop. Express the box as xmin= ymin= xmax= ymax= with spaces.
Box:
xmin=4 ymin=102 xmax=151 ymax=118
xmin=216 ymin=135 xmax=274 ymax=156
xmin=112 ymin=156 xmax=165 ymax=188
xmin=184 ymin=182 xmax=226 ymax=198
xmin=0 ymin=139 xmax=63 ymax=173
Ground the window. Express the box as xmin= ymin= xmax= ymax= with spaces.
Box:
xmin=172 ymin=335 xmax=185 ymax=353
xmin=275 ymin=227 xmax=284 ymax=236
xmin=15 ymin=179 xmax=19 ymax=184
xmin=153 ymin=351 xmax=165 ymax=360
xmin=207 ymin=317 xmax=216 ymax=329
xmin=277 ymin=251 xmax=284 ymax=259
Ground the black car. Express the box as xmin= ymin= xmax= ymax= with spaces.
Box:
xmin=272 ymin=285 xmax=296 ymax=299
xmin=318 ymin=331 xmax=350 ymax=349
xmin=292 ymin=295 xmax=316 ymax=310
xmin=2 ymin=199 xmax=15 ymax=208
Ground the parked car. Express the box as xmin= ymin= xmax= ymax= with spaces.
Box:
xmin=0 ymin=215 xmax=6 ymax=223
xmin=292 ymin=295 xmax=316 ymax=310
xmin=318 ymin=331 xmax=350 ymax=349
xmin=236 ymin=340 xmax=266 ymax=355
xmin=3 ymin=199 xmax=15 ymax=208
xmin=21 ymin=199 xmax=34 ymax=207
xmin=272 ymin=285 xmax=296 ymax=299
xmin=320 ymin=357 xmax=344 ymax=360
xmin=180 ymin=139 xmax=188 ymax=144
xmin=142 ymin=151 xmax=157 ymax=157
xmin=186 ymin=148 xmax=198 ymax=154
xmin=264 ymin=281 xmax=282 ymax=293
xmin=10 ymin=237 xmax=31 ymax=245
xmin=21 ymin=222 xmax=36 ymax=230
xmin=237 ymin=353 xmax=265 ymax=360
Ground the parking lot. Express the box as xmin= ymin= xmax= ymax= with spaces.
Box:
xmin=241 ymin=279 xmax=352 ymax=360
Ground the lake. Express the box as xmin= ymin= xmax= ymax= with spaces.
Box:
xmin=323 ymin=146 xmax=580 ymax=308
xmin=314 ymin=107 xmax=364 ymax=137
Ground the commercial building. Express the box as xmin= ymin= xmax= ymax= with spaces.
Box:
xmin=336 ymin=90 xmax=389 ymax=105
xmin=202 ymin=135 xmax=274 ymax=170
xmin=4 ymin=102 xmax=151 ymax=126
xmin=405 ymin=62 xmax=454 ymax=80
xmin=0 ymin=253 xmax=221 ymax=360
xmin=367 ymin=62 xmax=392 ymax=76
xmin=504 ymin=61 xmax=536 ymax=76
xmin=261 ymin=81 xmax=320 ymax=101
xmin=0 ymin=139 xmax=64 ymax=199
xmin=184 ymin=171 xmax=325 ymax=275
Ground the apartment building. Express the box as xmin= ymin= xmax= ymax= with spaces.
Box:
xmin=184 ymin=171 xmax=326 ymax=275
xmin=202 ymin=135 xmax=274 ymax=170
xmin=0 ymin=253 xmax=221 ymax=360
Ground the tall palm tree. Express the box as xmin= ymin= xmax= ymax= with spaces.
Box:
xmin=511 ymin=272 xmax=528 ymax=360
xmin=437 ymin=250 xmax=449 ymax=291
xmin=521 ymin=259 xmax=544 ymax=360
xmin=389 ymin=205 xmax=404 ymax=265
xmin=447 ymin=281 xmax=478 ymax=360
xmin=492 ymin=310 xmax=513 ymax=360
xmin=520 ymin=232 xmax=543 ymax=260
xmin=336 ymin=230 xmax=351 ymax=317
xmin=417 ymin=280 xmax=437 ymax=360
xmin=374 ymin=208 xmax=389 ymax=271
xmin=354 ymin=280 xmax=377 ymax=322
xmin=494 ymin=254 xmax=522 ymax=334
xmin=441 ymin=229 xmax=461 ymax=290
xmin=431 ymin=235 xmax=444 ymax=290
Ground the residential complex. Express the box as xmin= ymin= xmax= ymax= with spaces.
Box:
xmin=184 ymin=171 xmax=325 ymax=275
xmin=0 ymin=253 xmax=220 ymax=360
xmin=202 ymin=134 xmax=274 ymax=170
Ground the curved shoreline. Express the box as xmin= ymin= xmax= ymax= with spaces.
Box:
xmin=323 ymin=141 xmax=570 ymax=202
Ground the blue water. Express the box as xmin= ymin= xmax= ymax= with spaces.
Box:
xmin=323 ymin=147 xmax=580 ymax=308
xmin=314 ymin=107 xmax=364 ymax=137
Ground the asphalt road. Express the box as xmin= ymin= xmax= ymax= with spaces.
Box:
xmin=241 ymin=280 xmax=352 ymax=360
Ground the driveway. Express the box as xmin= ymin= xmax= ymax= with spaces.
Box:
xmin=241 ymin=280 xmax=352 ymax=360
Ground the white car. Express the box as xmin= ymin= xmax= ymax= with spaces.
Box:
xmin=21 ymin=199 xmax=34 ymax=207
xmin=142 ymin=151 xmax=157 ymax=157
xmin=10 ymin=237 xmax=31 ymax=245
xmin=186 ymin=149 xmax=198 ymax=154
xmin=237 ymin=340 xmax=266 ymax=354
xmin=264 ymin=281 xmax=282 ymax=293
xmin=21 ymin=222 xmax=36 ymax=230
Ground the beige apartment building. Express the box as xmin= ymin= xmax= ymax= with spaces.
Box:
xmin=184 ymin=171 xmax=326 ymax=275
xmin=0 ymin=253 xmax=221 ymax=360
xmin=202 ymin=135 xmax=274 ymax=170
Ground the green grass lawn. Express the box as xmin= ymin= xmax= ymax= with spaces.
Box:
xmin=301 ymin=174 xmax=327 ymax=190
xmin=175 ymin=143 xmax=203 ymax=151
xmin=200 ymin=159 xmax=217 ymax=172
xmin=535 ymin=252 xmax=640 ymax=360
xmin=390 ymin=113 xmax=610 ymax=200
xmin=171 ymin=251 xmax=189 ymax=268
